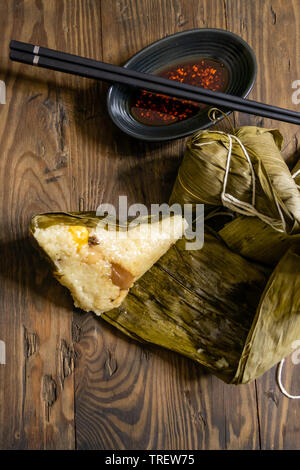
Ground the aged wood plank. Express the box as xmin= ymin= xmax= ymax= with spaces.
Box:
xmin=226 ymin=0 xmax=300 ymax=162
xmin=0 ymin=0 xmax=298 ymax=451
xmin=0 ymin=0 xmax=77 ymax=449
xmin=226 ymin=0 xmax=300 ymax=450
xmin=74 ymin=312 xmax=260 ymax=450
xmin=255 ymin=359 xmax=300 ymax=450
xmin=73 ymin=0 xmax=260 ymax=450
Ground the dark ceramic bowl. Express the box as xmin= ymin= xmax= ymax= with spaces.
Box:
xmin=107 ymin=28 xmax=257 ymax=142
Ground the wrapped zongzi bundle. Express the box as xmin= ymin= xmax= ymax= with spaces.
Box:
xmin=233 ymin=246 xmax=300 ymax=383
xmin=170 ymin=126 xmax=300 ymax=234
xmin=165 ymin=125 xmax=300 ymax=382
xmin=219 ymin=159 xmax=300 ymax=266
xmin=31 ymin=212 xmax=187 ymax=314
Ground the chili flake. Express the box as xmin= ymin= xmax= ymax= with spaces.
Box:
xmin=130 ymin=58 xmax=229 ymax=126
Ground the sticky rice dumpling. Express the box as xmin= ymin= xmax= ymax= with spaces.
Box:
xmin=31 ymin=212 xmax=187 ymax=314
xmin=170 ymin=126 xmax=300 ymax=233
xmin=219 ymin=158 xmax=300 ymax=266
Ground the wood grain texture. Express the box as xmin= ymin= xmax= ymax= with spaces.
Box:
xmin=0 ymin=0 xmax=76 ymax=449
xmin=0 ymin=0 xmax=299 ymax=450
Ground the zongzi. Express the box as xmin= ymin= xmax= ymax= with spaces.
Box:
xmin=170 ymin=126 xmax=300 ymax=233
xmin=219 ymin=159 xmax=300 ymax=266
xmin=31 ymin=212 xmax=187 ymax=314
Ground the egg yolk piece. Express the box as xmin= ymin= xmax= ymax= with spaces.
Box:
xmin=68 ymin=226 xmax=89 ymax=250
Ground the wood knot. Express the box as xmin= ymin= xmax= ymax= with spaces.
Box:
xmin=58 ymin=340 xmax=75 ymax=389
xmin=42 ymin=375 xmax=57 ymax=421
xmin=24 ymin=327 xmax=38 ymax=358
xmin=104 ymin=349 xmax=117 ymax=378
xmin=72 ymin=321 xmax=82 ymax=343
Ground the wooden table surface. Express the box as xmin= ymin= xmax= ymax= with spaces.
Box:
xmin=0 ymin=0 xmax=299 ymax=450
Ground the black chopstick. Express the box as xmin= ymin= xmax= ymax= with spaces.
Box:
xmin=9 ymin=47 xmax=300 ymax=125
xmin=10 ymin=39 xmax=300 ymax=123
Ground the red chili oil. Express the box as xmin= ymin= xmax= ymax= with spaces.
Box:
xmin=130 ymin=58 xmax=229 ymax=126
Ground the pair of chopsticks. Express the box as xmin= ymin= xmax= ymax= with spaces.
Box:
xmin=9 ymin=39 xmax=300 ymax=125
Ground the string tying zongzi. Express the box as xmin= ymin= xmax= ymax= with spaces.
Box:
xmin=196 ymin=131 xmax=286 ymax=232
xmin=170 ymin=126 xmax=300 ymax=234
